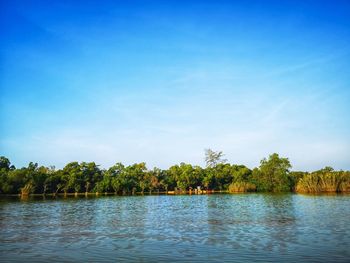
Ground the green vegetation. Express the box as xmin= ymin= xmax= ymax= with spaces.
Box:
xmin=228 ymin=182 xmax=256 ymax=193
xmin=295 ymin=167 xmax=350 ymax=193
xmin=0 ymin=152 xmax=349 ymax=196
xmin=251 ymin=153 xmax=292 ymax=192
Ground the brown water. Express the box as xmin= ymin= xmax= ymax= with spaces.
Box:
xmin=0 ymin=194 xmax=350 ymax=262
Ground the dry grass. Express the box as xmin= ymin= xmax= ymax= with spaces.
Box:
xmin=229 ymin=182 xmax=256 ymax=193
xmin=295 ymin=171 xmax=350 ymax=193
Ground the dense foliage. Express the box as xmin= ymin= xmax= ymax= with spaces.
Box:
xmin=295 ymin=167 xmax=350 ymax=193
xmin=0 ymin=153 xmax=349 ymax=195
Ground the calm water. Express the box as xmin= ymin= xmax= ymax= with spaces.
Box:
xmin=0 ymin=194 xmax=350 ymax=262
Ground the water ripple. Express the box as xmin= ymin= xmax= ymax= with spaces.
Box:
xmin=0 ymin=194 xmax=350 ymax=262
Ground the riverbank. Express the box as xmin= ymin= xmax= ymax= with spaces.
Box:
xmin=1 ymin=155 xmax=349 ymax=197
xmin=0 ymin=189 xmax=228 ymax=198
xmin=1 ymin=191 xmax=350 ymax=200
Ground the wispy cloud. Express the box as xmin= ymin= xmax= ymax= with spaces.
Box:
xmin=1 ymin=0 xmax=350 ymax=170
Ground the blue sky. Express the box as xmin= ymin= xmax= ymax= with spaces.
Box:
xmin=1 ymin=0 xmax=350 ymax=170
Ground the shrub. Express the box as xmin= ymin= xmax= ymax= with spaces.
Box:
xmin=229 ymin=182 xmax=256 ymax=193
xmin=295 ymin=170 xmax=350 ymax=193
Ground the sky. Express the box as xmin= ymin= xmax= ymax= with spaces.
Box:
xmin=1 ymin=0 xmax=350 ymax=171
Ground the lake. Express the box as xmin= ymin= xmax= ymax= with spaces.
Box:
xmin=0 ymin=194 xmax=349 ymax=262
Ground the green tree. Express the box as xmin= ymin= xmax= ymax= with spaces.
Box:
xmin=148 ymin=168 xmax=162 ymax=194
xmin=62 ymin=162 xmax=83 ymax=193
xmin=253 ymin=153 xmax=292 ymax=192
xmin=159 ymin=169 xmax=176 ymax=192
xmin=108 ymin=163 xmax=125 ymax=194
xmin=0 ymin=157 xmax=13 ymax=193
xmin=81 ymin=162 xmax=102 ymax=193
xmin=120 ymin=163 xmax=146 ymax=194
xmin=44 ymin=169 xmax=64 ymax=194
xmin=0 ymin=156 xmax=13 ymax=170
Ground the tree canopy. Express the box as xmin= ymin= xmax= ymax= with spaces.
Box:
xmin=0 ymin=151 xmax=349 ymax=195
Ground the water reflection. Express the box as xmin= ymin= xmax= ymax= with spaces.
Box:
xmin=258 ymin=194 xmax=298 ymax=253
xmin=0 ymin=194 xmax=350 ymax=262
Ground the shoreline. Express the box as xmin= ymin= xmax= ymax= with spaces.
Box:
xmin=1 ymin=191 xmax=349 ymax=199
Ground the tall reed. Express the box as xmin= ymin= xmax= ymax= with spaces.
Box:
xmin=295 ymin=171 xmax=350 ymax=193
xmin=229 ymin=182 xmax=256 ymax=193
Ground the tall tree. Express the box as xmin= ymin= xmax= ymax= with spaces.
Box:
xmin=204 ymin=149 xmax=227 ymax=168
xmin=253 ymin=153 xmax=292 ymax=192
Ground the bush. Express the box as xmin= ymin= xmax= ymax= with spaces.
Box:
xmin=295 ymin=170 xmax=350 ymax=193
xmin=229 ymin=182 xmax=256 ymax=193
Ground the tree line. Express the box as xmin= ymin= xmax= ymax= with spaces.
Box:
xmin=0 ymin=150 xmax=349 ymax=195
